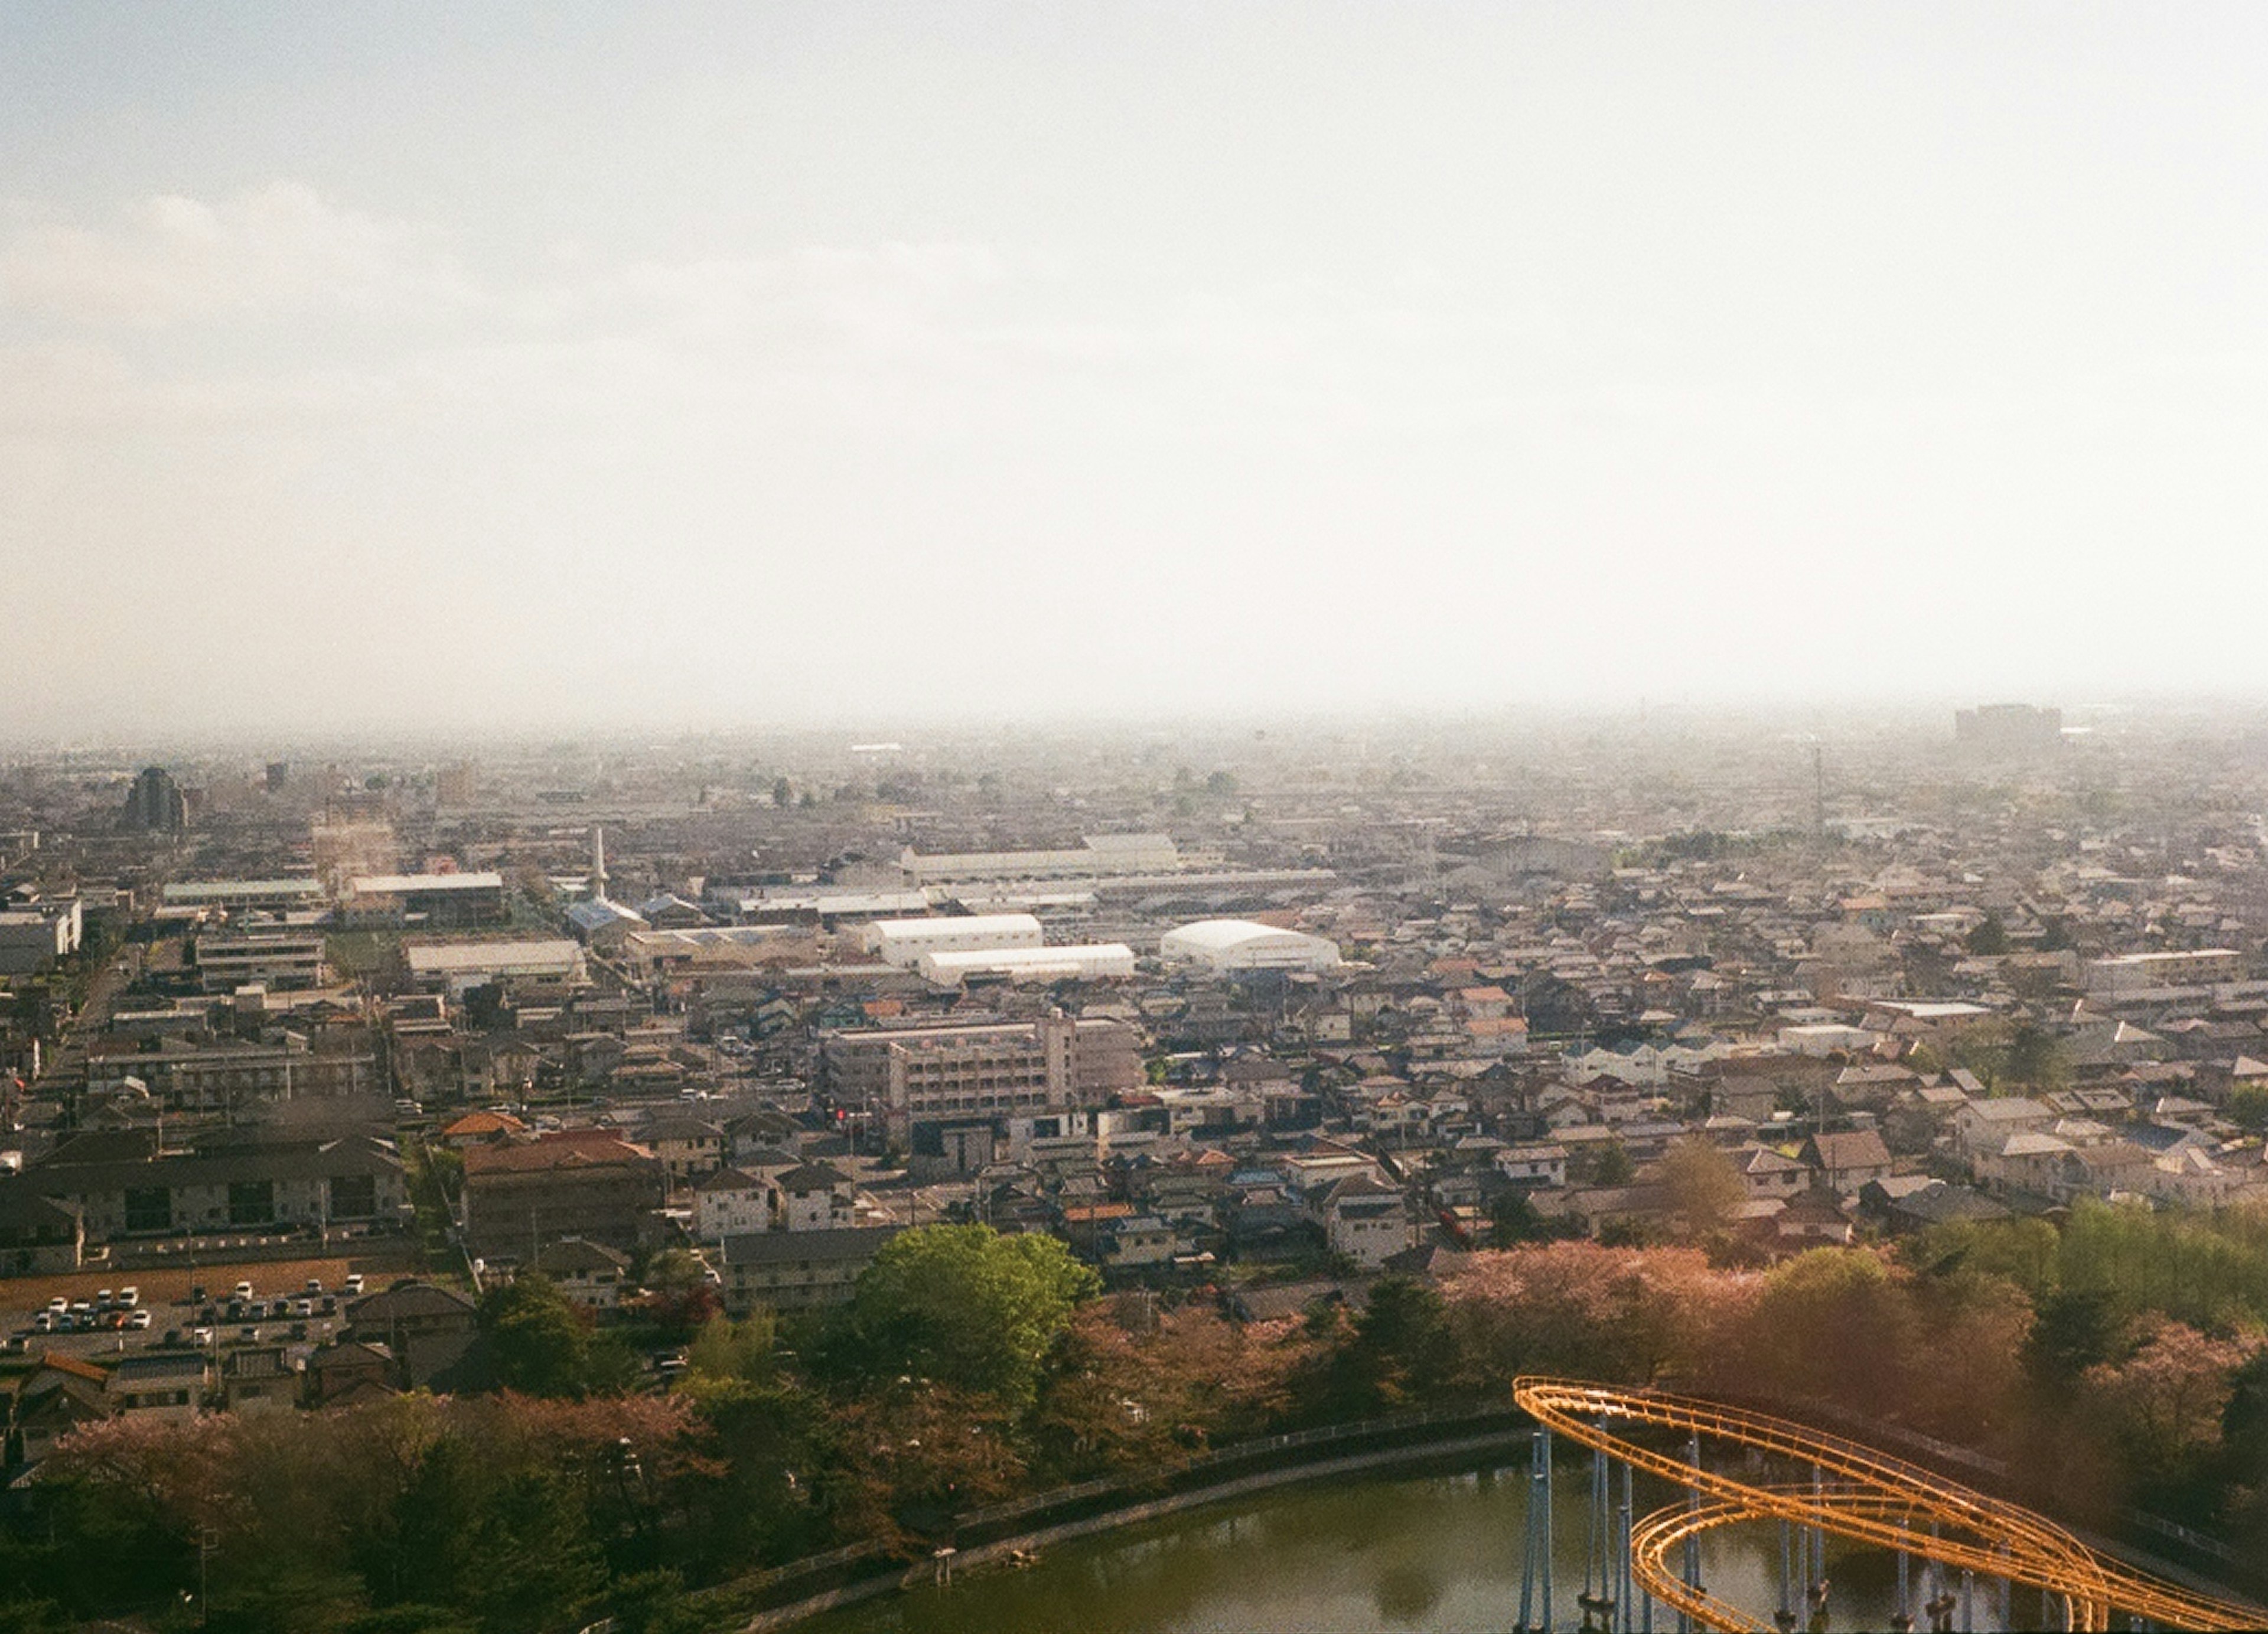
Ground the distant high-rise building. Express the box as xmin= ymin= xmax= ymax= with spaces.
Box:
xmin=434 ymin=760 xmax=477 ymax=806
xmin=120 ymin=767 xmax=187 ymax=834
xmin=1954 ymin=704 xmax=2063 ymax=754
xmin=265 ymin=760 xmax=291 ymax=792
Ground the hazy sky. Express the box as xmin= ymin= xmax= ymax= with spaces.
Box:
xmin=7 ymin=4 xmax=2268 ymax=738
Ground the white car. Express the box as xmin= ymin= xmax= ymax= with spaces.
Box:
xmin=343 ymin=1274 xmax=365 ymax=1296
xmin=118 ymin=1285 xmax=139 ymax=1308
xmin=128 ymin=1309 xmax=152 ymax=1330
xmin=233 ymin=1281 xmax=255 ymax=1301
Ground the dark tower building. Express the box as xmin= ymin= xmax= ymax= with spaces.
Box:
xmin=121 ymin=766 xmax=187 ymax=834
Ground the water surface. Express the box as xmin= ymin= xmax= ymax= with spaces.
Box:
xmin=801 ymin=1459 xmax=1981 ymax=1633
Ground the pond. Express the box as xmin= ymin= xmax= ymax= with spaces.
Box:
xmin=799 ymin=1454 xmax=1984 ymax=1633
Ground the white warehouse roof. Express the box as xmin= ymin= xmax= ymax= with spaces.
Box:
xmin=917 ymin=944 xmax=1138 ymax=985
xmin=863 ymin=913 xmax=1047 ymax=968
xmin=1159 ymin=919 xmax=1340 ymax=972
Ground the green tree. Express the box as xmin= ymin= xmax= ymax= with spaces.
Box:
xmin=770 ymin=776 xmax=791 ymax=806
xmin=480 ymin=1274 xmax=591 ymax=1398
xmin=1485 ymin=1189 xmax=1583 ymax=1248
xmin=2228 ymin=1083 xmax=2268 ymax=1134
xmin=384 ymin=1438 xmax=604 ymax=1634
xmin=686 ymin=1311 xmax=778 ymax=1383
xmin=2002 ymin=1023 xmax=2068 ymax=1091
xmin=1317 ymin=1276 xmax=1457 ymax=1417
xmin=2026 ymin=1287 xmax=2137 ymax=1390
xmin=637 ymin=1248 xmax=721 ymax=1339
xmin=1568 ymin=1139 xmax=1634 ymax=1187
xmin=817 ymin=1224 xmax=1099 ymax=1404
xmin=1659 ymin=1138 xmax=1744 ymax=1238
xmin=1966 ymin=915 xmax=2012 ymax=955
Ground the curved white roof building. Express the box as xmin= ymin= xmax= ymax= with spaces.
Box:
xmin=1159 ymin=919 xmax=1340 ymax=975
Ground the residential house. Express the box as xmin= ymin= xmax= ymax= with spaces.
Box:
xmin=106 ymin=1352 xmax=210 ymax=1424
xmin=637 ymin=1115 xmax=728 ymax=1193
xmin=719 ymin=1224 xmax=899 ymax=1313
xmin=346 ymin=1280 xmax=481 ymax=1389
xmin=775 ymin=1162 xmax=856 ymax=1231
xmin=1738 ymin=1145 xmax=1810 ymax=1202
xmin=1494 ymin=1143 xmax=1568 ymax=1191
xmin=692 ymin=1167 xmax=774 ymax=1240
xmin=305 ymin=1340 xmax=397 ymax=1408
xmin=11 ymin=1354 xmax=112 ymax=1463
xmin=0 ymin=1187 xmax=84 ymax=1274
xmin=1800 ymin=1130 xmax=1895 ymax=1194
xmin=220 ymin=1347 xmax=298 ymax=1414
xmin=536 ymin=1236 xmax=633 ymax=1310
xmin=1954 ymin=1097 xmax=2055 ymax=1157
xmin=1319 ymin=1176 xmax=1410 ymax=1268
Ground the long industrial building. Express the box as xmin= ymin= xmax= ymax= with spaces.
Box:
xmin=347 ymin=871 xmax=507 ymax=927
xmin=861 ymin=913 xmax=1045 ymax=966
xmin=898 ymin=834 xmax=1182 ymax=886
xmin=916 ymin=943 xmax=1137 ymax=985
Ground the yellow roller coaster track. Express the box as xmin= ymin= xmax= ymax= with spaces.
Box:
xmin=1513 ymin=1377 xmax=2267 ymax=1633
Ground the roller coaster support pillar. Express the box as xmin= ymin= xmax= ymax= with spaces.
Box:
xmin=1517 ymin=1426 xmax=1548 ymax=1634
xmin=1618 ymin=1460 xmax=1635 ymax=1634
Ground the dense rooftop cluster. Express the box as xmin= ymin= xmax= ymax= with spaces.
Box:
xmin=2 ymin=709 xmax=2266 ymax=1440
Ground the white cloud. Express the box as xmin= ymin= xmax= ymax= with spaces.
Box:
xmin=0 ymin=182 xmax=476 ymax=327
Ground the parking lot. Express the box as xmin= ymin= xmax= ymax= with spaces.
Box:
xmin=3 ymin=1254 xmax=411 ymax=1360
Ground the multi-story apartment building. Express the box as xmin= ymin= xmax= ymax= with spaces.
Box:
xmin=194 ymin=927 xmax=328 ymax=992
xmin=84 ymin=1038 xmax=380 ymax=1109
xmin=460 ymin=1131 xmax=666 ymax=1264
xmin=821 ymin=1015 xmax=1143 ymax=1137
xmin=13 ymin=1129 xmax=408 ymax=1240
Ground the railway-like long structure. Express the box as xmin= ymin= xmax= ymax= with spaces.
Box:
xmin=1511 ymin=1377 xmax=2264 ymax=1633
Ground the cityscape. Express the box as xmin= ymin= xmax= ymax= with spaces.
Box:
xmin=1 ymin=710 xmax=2265 ymax=1630
xmin=9 ymin=6 xmax=2268 ymax=1633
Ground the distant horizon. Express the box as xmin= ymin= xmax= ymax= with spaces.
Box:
xmin=12 ymin=689 xmax=2268 ymax=766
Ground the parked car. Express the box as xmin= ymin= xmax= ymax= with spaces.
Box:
xmin=233 ymin=1281 xmax=255 ymax=1301
xmin=118 ymin=1286 xmax=139 ymax=1308
xmin=343 ymin=1274 xmax=365 ymax=1296
xmin=129 ymin=1309 xmax=152 ymax=1330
